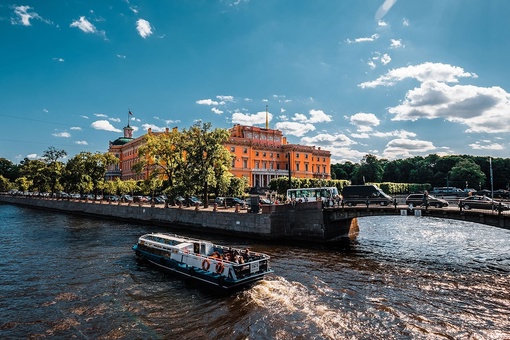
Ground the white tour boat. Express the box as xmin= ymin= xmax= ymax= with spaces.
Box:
xmin=133 ymin=233 xmax=273 ymax=290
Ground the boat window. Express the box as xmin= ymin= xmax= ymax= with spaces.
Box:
xmin=193 ymin=243 xmax=200 ymax=254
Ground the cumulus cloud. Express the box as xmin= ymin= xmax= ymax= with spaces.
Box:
xmin=109 ymin=117 xmax=121 ymax=123
xmin=301 ymin=133 xmax=356 ymax=147
xmin=383 ymin=138 xmax=436 ymax=159
xmin=91 ymin=120 xmax=121 ymax=132
xmin=52 ymin=57 xmax=65 ymax=62
xmin=388 ymin=81 xmax=510 ymax=133
xmin=232 ymin=110 xmax=273 ymax=126
xmin=375 ymin=0 xmax=398 ymax=21
xmin=469 ymin=140 xmax=504 ymax=150
xmin=274 ymin=121 xmax=315 ymax=137
xmin=380 ymin=53 xmax=391 ymax=65
xmin=27 ymin=153 xmax=38 ymax=160
xmin=75 ymin=141 xmax=88 ymax=145
xmin=390 ymin=39 xmax=404 ymax=48
xmin=290 ymin=109 xmax=332 ymax=123
xmin=359 ymin=62 xmax=477 ymax=89
xmin=217 ymin=95 xmax=235 ymax=102
xmin=70 ymin=127 xmax=82 ymax=130
xmin=70 ymin=16 xmax=106 ymax=39
xmin=136 ymin=19 xmax=153 ymax=38
xmin=52 ymin=132 xmax=71 ymax=138
xmin=211 ymin=107 xmax=223 ymax=115
xmin=94 ymin=113 xmax=108 ymax=118
xmin=141 ymin=123 xmax=166 ymax=132
xmin=350 ymin=112 xmax=380 ymax=127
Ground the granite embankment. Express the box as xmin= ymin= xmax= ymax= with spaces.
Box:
xmin=0 ymin=195 xmax=357 ymax=243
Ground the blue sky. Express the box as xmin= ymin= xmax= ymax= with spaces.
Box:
xmin=1 ymin=0 xmax=510 ymax=164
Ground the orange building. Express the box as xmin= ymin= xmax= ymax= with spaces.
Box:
xmin=106 ymin=123 xmax=331 ymax=188
xmin=226 ymin=124 xmax=331 ymax=187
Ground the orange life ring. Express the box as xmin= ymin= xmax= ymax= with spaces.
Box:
xmin=215 ymin=261 xmax=225 ymax=274
xmin=202 ymin=259 xmax=210 ymax=271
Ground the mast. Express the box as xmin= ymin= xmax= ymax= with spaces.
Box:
xmin=265 ymin=105 xmax=269 ymax=129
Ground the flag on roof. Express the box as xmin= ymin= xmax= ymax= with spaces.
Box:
xmin=129 ymin=110 xmax=133 ymax=115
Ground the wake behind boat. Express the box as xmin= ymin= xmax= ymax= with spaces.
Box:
xmin=133 ymin=233 xmax=273 ymax=290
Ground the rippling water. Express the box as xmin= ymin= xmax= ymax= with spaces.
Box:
xmin=0 ymin=203 xmax=509 ymax=339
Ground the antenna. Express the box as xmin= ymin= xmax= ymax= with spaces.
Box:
xmin=266 ymin=105 xmax=269 ymax=129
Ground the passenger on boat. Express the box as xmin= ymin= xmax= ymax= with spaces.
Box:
xmin=210 ymin=251 xmax=221 ymax=259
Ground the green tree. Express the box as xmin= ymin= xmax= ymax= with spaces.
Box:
xmin=0 ymin=158 xmax=20 ymax=181
xmin=449 ymin=158 xmax=486 ymax=189
xmin=19 ymin=158 xmax=50 ymax=192
xmin=15 ymin=176 xmax=31 ymax=192
xmin=181 ymin=122 xmax=231 ymax=208
xmin=42 ymin=146 xmax=67 ymax=194
xmin=352 ymin=154 xmax=383 ymax=184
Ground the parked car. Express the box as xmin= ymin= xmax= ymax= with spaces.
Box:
xmin=187 ymin=196 xmax=203 ymax=206
xmin=151 ymin=196 xmax=166 ymax=204
xmin=458 ymin=195 xmax=510 ymax=211
xmin=259 ymin=198 xmax=272 ymax=205
xmin=174 ymin=196 xmax=186 ymax=205
xmin=405 ymin=193 xmax=449 ymax=208
xmin=120 ymin=194 xmax=133 ymax=203
xmin=215 ymin=197 xmax=245 ymax=207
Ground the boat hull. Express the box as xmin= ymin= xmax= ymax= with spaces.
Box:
xmin=133 ymin=245 xmax=272 ymax=291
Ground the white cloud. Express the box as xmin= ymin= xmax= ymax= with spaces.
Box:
xmin=75 ymin=141 xmax=88 ymax=145
xmin=232 ymin=110 xmax=273 ymax=126
xmin=141 ymin=123 xmax=165 ymax=132
xmin=359 ymin=62 xmax=477 ymax=88
xmin=70 ymin=127 xmax=82 ymax=130
xmin=94 ymin=113 xmax=108 ymax=118
xmin=301 ymin=133 xmax=356 ymax=147
xmin=347 ymin=34 xmax=380 ymax=44
xmin=52 ymin=132 xmax=71 ymax=138
xmin=11 ymin=5 xmax=51 ymax=26
xmin=91 ymin=120 xmax=121 ymax=132
xmin=117 ymin=54 xmax=126 ymax=59
xmin=136 ymin=19 xmax=153 ymax=38
xmin=368 ymin=60 xmax=376 ymax=69
xmin=383 ymin=138 xmax=436 ymax=159
xmin=290 ymin=109 xmax=332 ymax=124
xmin=196 ymin=99 xmax=220 ymax=106
xmin=217 ymin=95 xmax=234 ymax=102
xmin=381 ymin=53 xmax=391 ymax=65
xmin=109 ymin=117 xmax=121 ymax=123
xmin=388 ymin=80 xmax=510 ymax=133
xmin=350 ymin=112 xmax=380 ymax=127
xmin=469 ymin=141 xmax=504 ymax=150
xmin=378 ymin=20 xmax=388 ymax=27
xmin=80 ymin=115 xmax=89 ymax=119
xmin=375 ymin=0 xmax=398 ymax=21
xmin=274 ymin=121 xmax=315 ymax=137
xmin=27 ymin=153 xmax=38 ymax=159
xmin=211 ymin=107 xmax=223 ymax=115
xmin=390 ymin=39 xmax=404 ymax=48
xmin=52 ymin=57 xmax=64 ymax=62
xmin=70 ymin=16 xmax=106 ymax=39
xmin=402 ymin=18 xmax=409 ymax=27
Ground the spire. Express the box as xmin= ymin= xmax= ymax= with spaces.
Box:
xmin=265 ymin=105 xmax=269 ymax=129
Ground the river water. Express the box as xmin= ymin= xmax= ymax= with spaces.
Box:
xmin=0 ymin=203 xmax=509 ymax=339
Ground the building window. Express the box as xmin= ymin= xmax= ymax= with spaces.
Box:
xmin=243 ymin=159 xmax=248 ymax=168
xmin=296 ymin=162 xmax=300 ymax=171
xmin=305 ymin=163 xmax=309 ymax=172
xmin=270 ymin=153 xmax=273 ymax=157
xmin=277 ymin=153 xmax=280 ymax=158
xmin=323 ymin=166 xmax=326 ymax=173
xmin=285 ymin=164 xmax=288 ymax=170
xmin=263 ymin=152 xmax=266 ymax=157
xmin=230 ymin=147 xmax=235 ymax=152
xmin=255 ymin=151 xmax=259 ymax=156
xmin=243 ymin=148 xmax=248 ymax=154
xmin=231 ymin=159 xmax=235 ymax=168
xmin=296 ymin=153 xmax=299 ymax=158
xmin=323 ymin=157 xmax=326 ymax=162
xmin=305 ymin=154 xmax=308 ymax=159
xmin=263 ymin=162 xmax=267 ymax=169
xmin=277 ymin=164 xmax=280 ymax=170
xmin=255 ymin=161 xmax=259 ymax=169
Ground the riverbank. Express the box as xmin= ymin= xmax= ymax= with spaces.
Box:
xmin=0 ymin=195 xmax=358 ymax=243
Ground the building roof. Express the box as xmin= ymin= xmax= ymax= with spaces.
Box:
xmin=110 ymin=137 xmax=134 ymax=146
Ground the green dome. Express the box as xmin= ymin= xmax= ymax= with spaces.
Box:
xmin=111 ymin=137 xmax=134 ymax=146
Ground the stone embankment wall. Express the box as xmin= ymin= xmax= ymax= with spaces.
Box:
xmin=0 ymin=196 xmax=353 ymax=242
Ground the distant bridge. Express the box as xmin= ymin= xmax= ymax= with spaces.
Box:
xmin=324 ymin=205 xmax=510 ymax=231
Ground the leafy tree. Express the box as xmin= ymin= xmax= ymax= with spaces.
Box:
xmin=0 ymin=158 xmax=20 ymax=181
xmin=0 ymin=175 xmax=13 ymax=192
xmin=137 ymin=127 xmax=185 ymax=189
xmin=15 ymin=176 xmax=31 ymax=192
xmin=181 ymin=122 xmax=231 ymax=208
xmin=19 ymin=158 xmax=50 ymax=192
xmin=351 ymin=154 xmax=383 ymax=184
xmin=42 ymin=146 xmax=67 ymax=194
xmin=450 ymin=158 xmax=486 ymax=189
